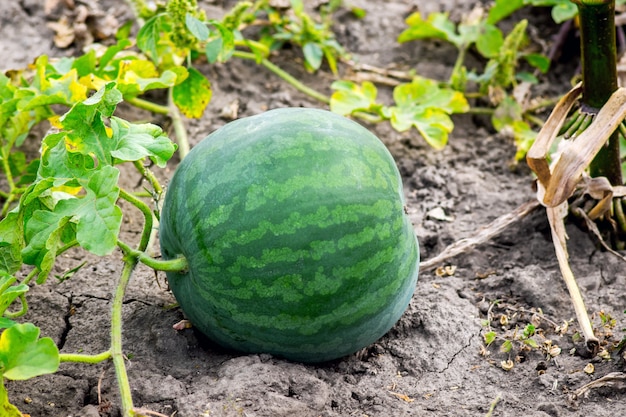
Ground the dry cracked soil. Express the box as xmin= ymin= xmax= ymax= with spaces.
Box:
xmin=2 ymin=0 xmax=626 ymax=416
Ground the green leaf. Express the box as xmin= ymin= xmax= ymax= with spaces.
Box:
xmin=109 ymin=117 xmax=177 ymax=167
xmin=0 ymin=274 xmax=28 ymax=317
xmin=492 ymin=95 xmax=522 ymax=132
xmin=303 ymin=42 xmax=323 ymax=71
xmin=71 ymin=49 xmax=97 ymax=77
xmin=186 ymin=13 xmax=209 ymax=41
xmin=22 ymin=167 xmax=122 ymax=282
xmin=61 ymin=166 xmax=123 ymax=256
xmin=524 ymin=338 xmax=539 ymax=348
xmin=500 ymin=339 xmax=513 ymax=353
xmin=82 ymin=82 xmax=123 ymax=116
xmin=329 ymin=80 xmax=380 ymax=116
xmin=0 ymin=323 xmax=59 ymax=380
xmin=516 ymin=71 xmax=538 ymax=84
xmin=398 ymin=12 xmax=465 ymax=49
xmin=389 ymin=107 xmax=453 ymax=149
xmin=487 ymin=0 xmax=524 ymax=24
xmin=0 ymin=212 xmax=24 ymax=275
xmin=39 ymin=83 xmax=123 ymax=181
xmin=386 ymin=77 xmax=468 ymax=149
xmin=205 ymin=21 xmax=235 ymax=63
xmin=7 ymin=151 xmax=26 ymax=178
xmin=205 ymin=38 xmax=223 ymax=64
xmin=484 ymin=331 xmax=497 ymax=345
xmin=118 ymin=65 xmax=187 ymax=98
xmin=398 ymin=12 xmax=462 ymax=48
xmin=21 ymin=209 xmax=72 ymax=283
xmin=39 ymin=132 xmax=98 ymax=184
xmin=524 ymin=53 xmax=550 ymax=73
xmin=476 ymin=24 xmax=504 ymax=59
xmin=98 ymin=39 xmax=133 ymax=72
xmin=522 ymin=323 xmax=536 ymax=338
xmin=395 ymin=78 xmax=469 ymax=114
xmin=172 ymin=67 xmax=212 ymax=118
xmin=137 ymin=14 xmax=164 ymax=61
xmin=0 ymin=318 xmax=16 ymax=330
xmin=550 ymin=1 xmax=578 ymax=23
xmin=512 ymin=120 xmax=537 ymax=161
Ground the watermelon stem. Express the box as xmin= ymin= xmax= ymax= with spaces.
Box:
xmin=132 ymin=160 xmax=164 ymax=195
xmin=117 ymin=189 xmax=189 ymax=272
xmin=111 ymin=254 xmax=139 ymax=416
xmin=119 ymin=189 xmax=154 ymax=252
xmin=118 ymin=240 xmax=189 ymax=272
xmin=59 ymin=350 xmax=112 ymax=364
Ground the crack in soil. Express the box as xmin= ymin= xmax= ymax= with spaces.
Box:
xmin=122 ymin=298 xmax=155 ymax=306
xmin=439 ymin=332 xmax=476 ymax=374
xmin=57 ymin=293 xmax=74 ymax=350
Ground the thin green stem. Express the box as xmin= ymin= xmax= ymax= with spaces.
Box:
xmin=352 ymin=111 xmax=383 ymax=124
xmin=111 ymin=258 xmax=137 ymax=417
xmin=168 ymin=87 xmax=190 ymax=159
xmin=21 ymin=268 xmax=39 ymax=287
xmin=117 ymin=240 xmax=188 ymax=272
xmin=119 ymin=189 xmax=153 ymax=253
xmin=60 ymin=350 xmax=112 ymax=364
xmin=524 ymin=114 xmax=546 ymax=128
xmin=130 ymin=191 xmax=154 ymax=198
xmin=127 ymin=97 xmax=170 ymax=115
xmin=449 ymin=46 xmax=467 ymax=87
xmin=133 ymin=160 xmax=164 ymax=195
xmin=467 ymin=107 xmax=494 ymax=116
xmin=4 ymin=294 xmax=27 ymax=318
xmin=233 ymin=51 xmax=330 ymax=104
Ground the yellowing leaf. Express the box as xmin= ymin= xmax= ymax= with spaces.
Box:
xmin=48 ymin=115 xmax=63 ymax=129
xmin=172 ymin=67 xmax=212 ymax=118
xmin=79 ymin=73 xmax=109 ymax=91
xmin=119 ymin=59 xmax=159 ymax=79
xmin=330 ymin=80 xmax=381 ymax=116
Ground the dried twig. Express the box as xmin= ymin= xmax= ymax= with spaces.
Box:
xmin=570 ymin=372 xmax=626 ymax=402
xmin=571 ymin=206 xmax=626 ymax=263
xmin=546 ymin=204 xmax=599 ymax=354
xmin=419 ymin=199 xmax=540 ymax=272
xmin=133 ymin=408 xmax=173 ymax=417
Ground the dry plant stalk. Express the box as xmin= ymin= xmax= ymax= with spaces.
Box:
xmin=570 ymin=372 xmax=626 ymax=402
xmin=527 ymin=83 xmax=626 ymax=354
xmin=418 ymin=200 xmax=540 ymax=272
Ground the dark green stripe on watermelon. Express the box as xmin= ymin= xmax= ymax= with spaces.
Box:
xmin=159 ymin=108 xmax=419 ymax=362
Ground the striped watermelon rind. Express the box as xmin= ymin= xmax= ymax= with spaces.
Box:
xmin=159 ymin=107 xmax=419 ymax=362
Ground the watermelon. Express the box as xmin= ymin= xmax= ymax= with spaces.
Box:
xmin=159 ymin=107 xmax=419 ymax=362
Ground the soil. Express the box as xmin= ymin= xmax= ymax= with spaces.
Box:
xmin=3 ymin=0 xmax=626 ymax=416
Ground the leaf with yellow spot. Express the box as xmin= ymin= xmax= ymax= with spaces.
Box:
xmin=172 ymin=67 xmax=212 ymax=118
xmin=117 ymin=66 xmax=187 ymax=98
xmin=79 ymin=73 xmax=109 ymax=92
